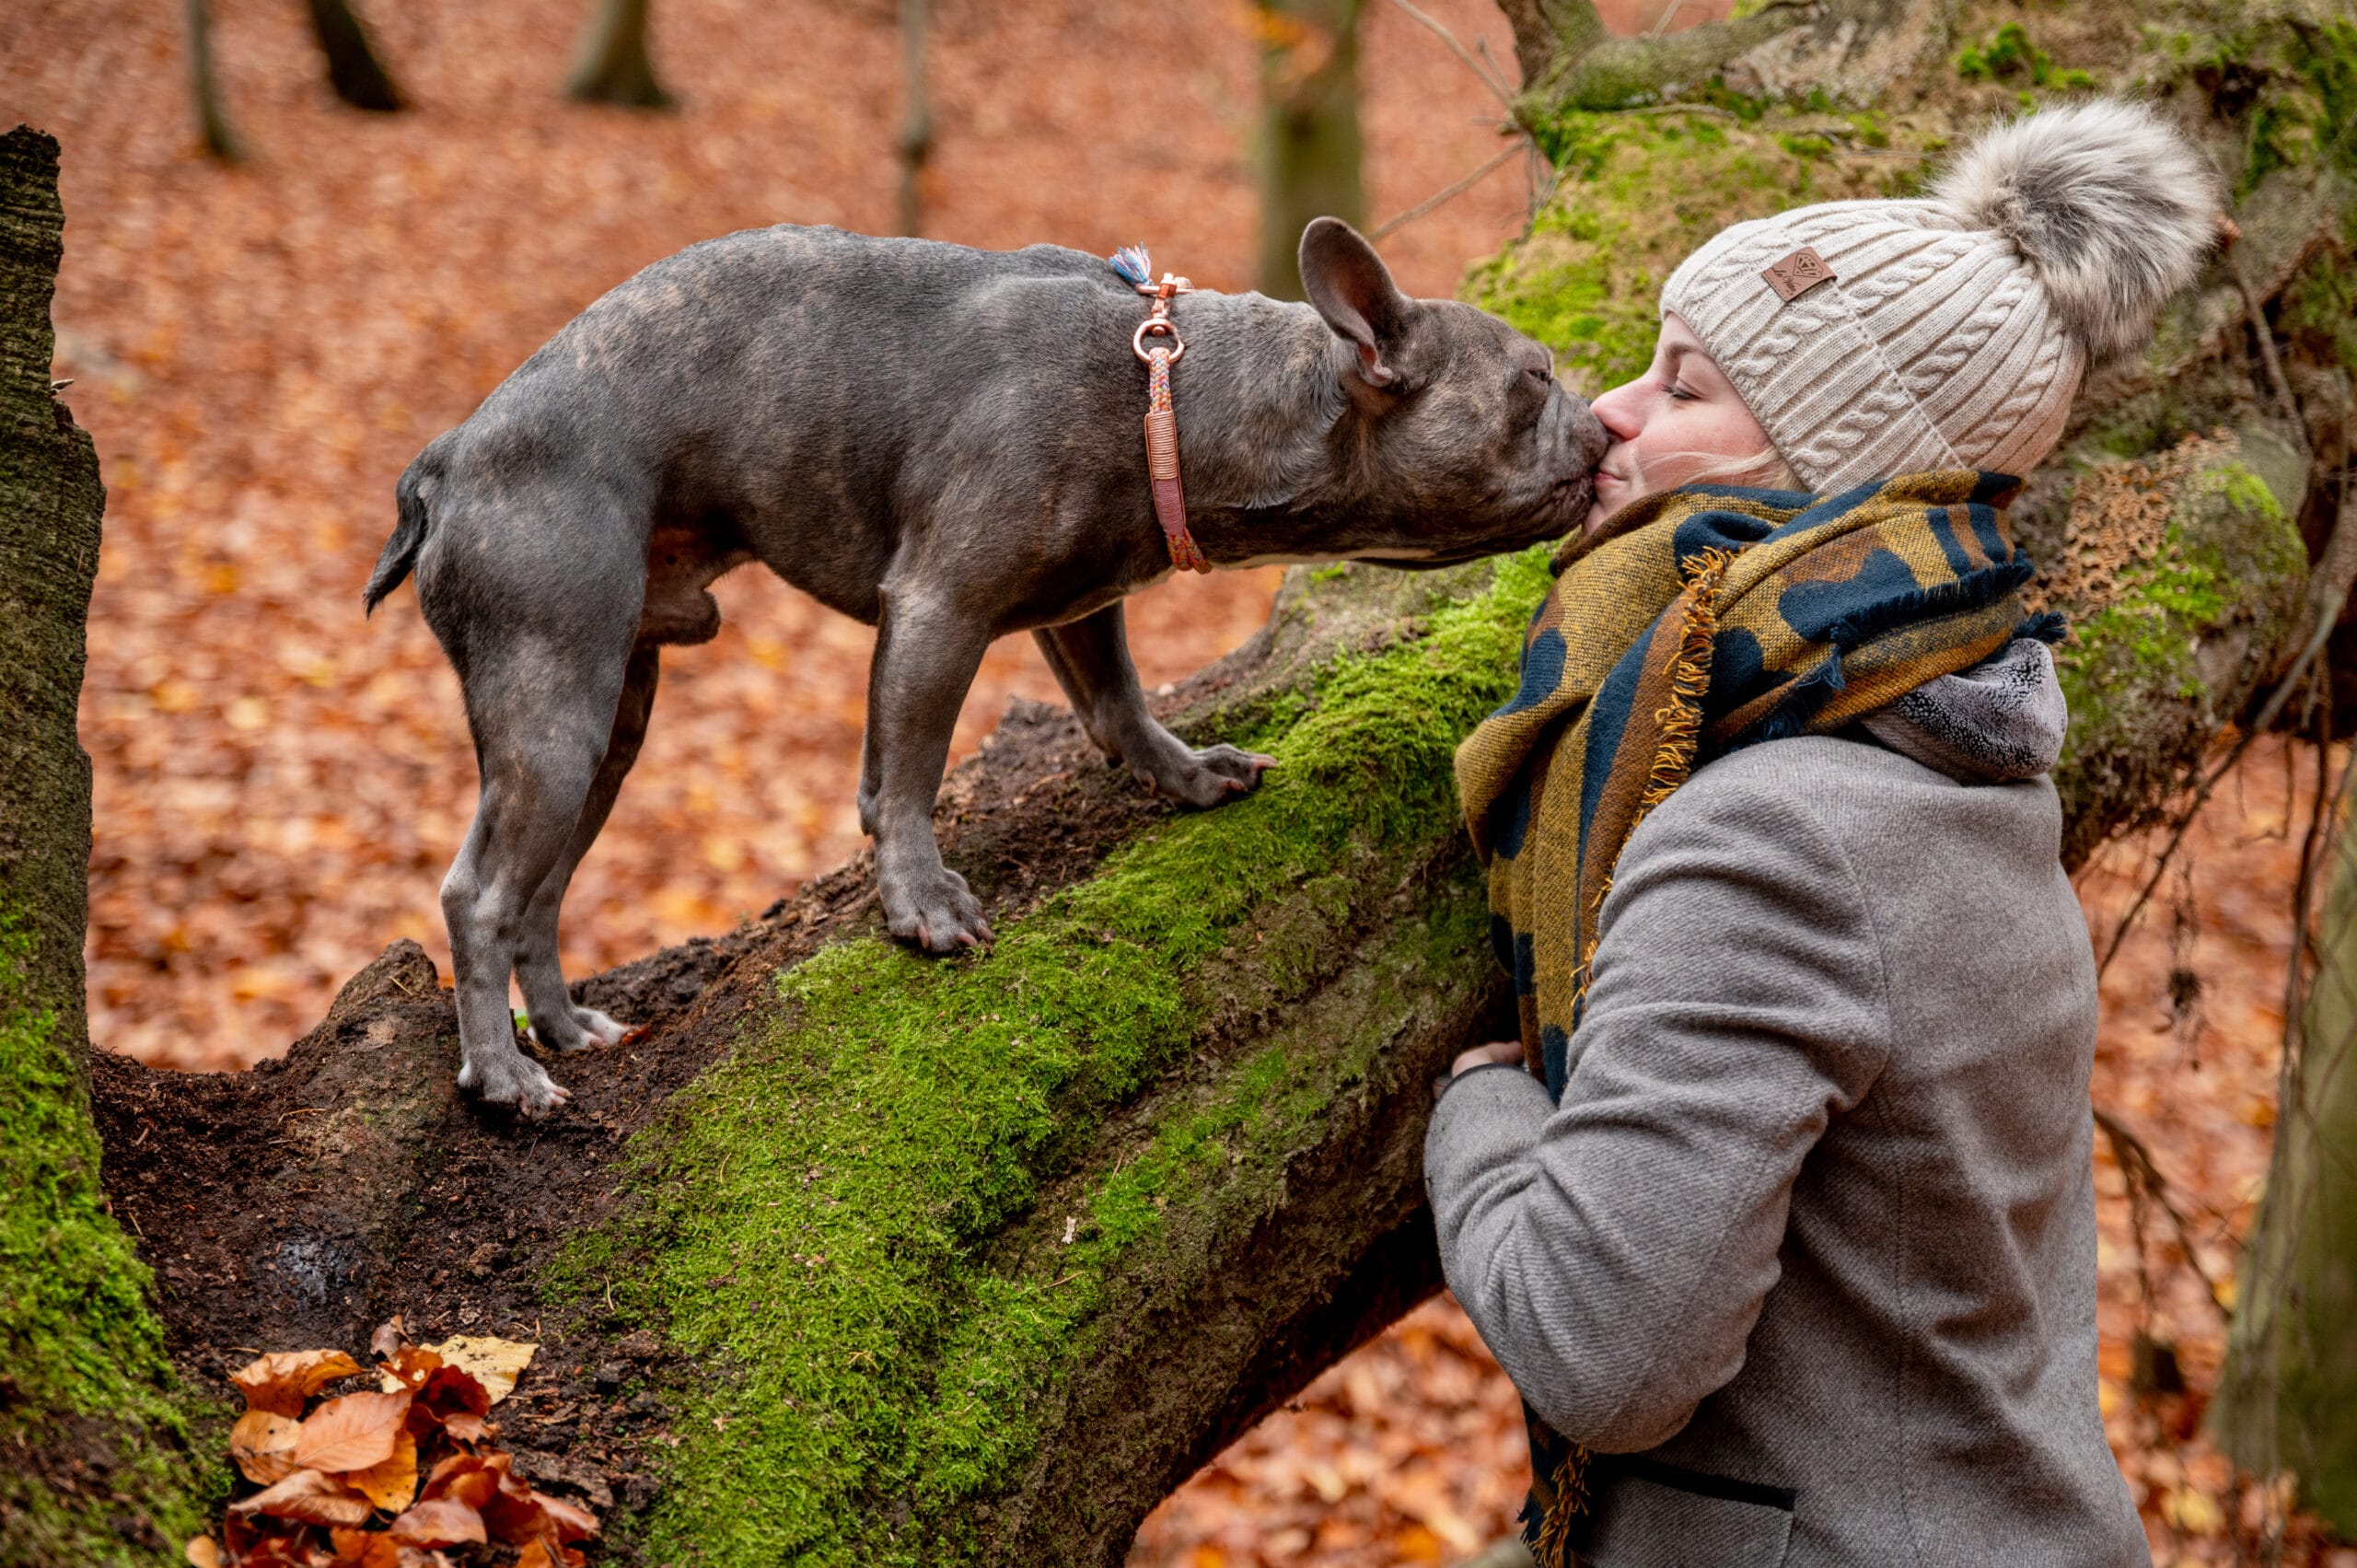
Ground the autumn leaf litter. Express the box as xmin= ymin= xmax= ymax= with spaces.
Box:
xmin=192 ymin=1318 xmax=595 ymax=1568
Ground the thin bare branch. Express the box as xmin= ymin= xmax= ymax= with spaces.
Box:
xmin=2094 ymin=1106 xmax=2232 ymax=1322
xmin=1382 ymin=0 xmax=1515 ymax=106
xmin=1370 ymin=142 xmax=1522 ymax=240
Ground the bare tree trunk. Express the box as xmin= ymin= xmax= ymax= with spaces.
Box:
xmin=181 ymin=0 xmax=240 ymax=162
xmin=564 ymin=0 xmax=671 ymax=110
xmin=0 ymin=124 xmax=212 ymax=1568
xmin=1256 ymin=0 xmax=1365 ymax=298
xmin=304 ymin=0 xmax=402 ymax=113
xmin=2215 ymin=783 xmax=2357 ymax=1535
xmin=896 ymin=0 xmax=932 ymax=238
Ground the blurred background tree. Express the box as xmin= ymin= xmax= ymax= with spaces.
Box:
xmin=305 ymin=0 xmax=403 ymax=113
xmin=1257 ymin=0 xmax=1367 ymax=297
xmin=181 ymin=0 xmax=240 ymax=160
xmin=566 ymin=0 xmax=672 ymax=108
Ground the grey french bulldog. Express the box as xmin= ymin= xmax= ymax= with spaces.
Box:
xmin=365 ymin=216 xmax=1608 ymax=1114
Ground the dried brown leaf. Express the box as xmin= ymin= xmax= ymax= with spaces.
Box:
xmin=513 ymin=1542 xmax=585 ymax=1568
xmin=229 ymin=1468 xmax=375 ymax=1527
xmin=441 ymin=1411 xmax=491 ymax=1444
xmin=227 ymin=1410 xmax=303 ymax=1485
xmin=419 ymin=1452 xmax=501 ymax=1511
xmin=377 ymin=1346 xmax=445 ymax=1395
xmin=389 ymin=1496 xmax=487 ymax=1550
xmin=231 ymin=1350 xmax=364 ymax=1417
xmin=345 ymin=1428 xmax=420 ymax=1512
xmin=184 ymin=1536 xmax=221 ymax=1568
xmin=327 ymin=1527 xmax=401 ymax=1568
xmin=412 ymin=1365 xmax=490 ymax=1420
xmin=369 ymin=1317 xmax=410 ymax=1362
xmin=532 ymin=1489 xmax=600 ymax=1544
xmin=292 ymin=1389 xmax=412 ymax=1474
xmin=420 ymin=1335 xmax=534 ymax=1404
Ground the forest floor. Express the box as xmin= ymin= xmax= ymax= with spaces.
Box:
xmin=4 ymin=0 xmax=2349 ymax=1561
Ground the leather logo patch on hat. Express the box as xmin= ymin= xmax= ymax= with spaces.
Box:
xmin=1761 ymin=246 xmax=1837 ymax=302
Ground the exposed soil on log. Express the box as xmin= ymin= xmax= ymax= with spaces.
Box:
xmin=87 ymin=660 xmax=1265 ymax=1554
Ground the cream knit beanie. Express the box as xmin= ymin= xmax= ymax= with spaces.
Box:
xmin=1660 ymin=101 xmax=2221 ymax=493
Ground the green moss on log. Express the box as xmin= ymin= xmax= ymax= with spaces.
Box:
xmin=0 ymin=914 xmax=222 ymax=1566
xmin=552 ymin=551 xmax=1551 ymax=1563
xmin=2049 ymin=440 xmax=2309 ymax=866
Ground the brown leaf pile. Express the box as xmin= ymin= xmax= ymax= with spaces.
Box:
xmin=191 ymin=1322 xmax=595 ymax=1568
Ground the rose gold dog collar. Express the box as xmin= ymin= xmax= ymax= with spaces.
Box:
xmin=1111 ymin=246 xmax=1210 ymax=575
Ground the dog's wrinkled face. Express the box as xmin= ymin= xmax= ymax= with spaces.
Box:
xmin=1292 ymin=218 xmax=1609 ymax=566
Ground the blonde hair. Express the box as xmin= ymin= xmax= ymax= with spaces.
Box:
xmin=1630 ymin=445 xmax=1801 ymax=497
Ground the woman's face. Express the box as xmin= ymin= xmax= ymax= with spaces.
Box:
xmin=1585 ymin=313 xmax=1778 ymax=532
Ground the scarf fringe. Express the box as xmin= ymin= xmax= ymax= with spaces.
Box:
xmin=1538 ymin=548 xmax=1728 ymax=1554
xmin=1533 ymin=1442 xmax=1594 ymax=1568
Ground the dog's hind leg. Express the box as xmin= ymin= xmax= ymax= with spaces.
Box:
xmin=438 ymin=625 xmax=637 ymax=1117
xmin=1035 ymin=603 xmax=1274 ymax=807
xmin=510 ymin=643 xmax=659 ymax=1055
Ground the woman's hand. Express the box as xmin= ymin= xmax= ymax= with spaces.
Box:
xmin=1454 ymin=1040 xmax=1526 ymax=1076
xmin=1434 ymin=1040 xmax=1527 ymax=1103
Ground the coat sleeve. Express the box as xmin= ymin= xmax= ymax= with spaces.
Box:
xmin=1424 ymin=774 xmax=1893 ymax=1453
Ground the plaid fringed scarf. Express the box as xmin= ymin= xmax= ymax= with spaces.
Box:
xmin=1452 ymin=470 xmax=2061 ymax=1565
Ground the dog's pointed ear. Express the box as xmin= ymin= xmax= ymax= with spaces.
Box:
xmin=1298 ymin=217 xmax=1411 ymax=389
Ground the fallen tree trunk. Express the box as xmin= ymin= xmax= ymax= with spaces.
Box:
xmin=46 ymin=5 xmax=2357 ymax=1561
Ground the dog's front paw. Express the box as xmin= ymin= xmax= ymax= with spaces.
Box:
xmin=1138 ymin=742 xmax=1277 ymax=809
xmin=459 ymin=1048 xmax=572 ymax=1117
xmin=881 ymin=863 xmax=993 ymax=954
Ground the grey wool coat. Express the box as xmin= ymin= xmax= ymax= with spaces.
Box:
xmin=1425 ymin=734 xmax=2147 ymax=1567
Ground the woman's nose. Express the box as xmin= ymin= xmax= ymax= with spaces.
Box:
xmin=1588 ymin=381 xmax=1643 ymax=444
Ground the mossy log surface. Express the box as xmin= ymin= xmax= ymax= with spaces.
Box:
xmin=53 ymin=4 xmax=2357 ymax=1560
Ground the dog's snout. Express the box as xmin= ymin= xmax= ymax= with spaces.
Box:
xmin=1560 ymin=390 xmax=1611 ymax=471
xmin=1574 ymin=393 xmax=1612 ymax=467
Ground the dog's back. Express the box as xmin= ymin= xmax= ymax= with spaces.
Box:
xmin=366 ymin=226 xmax=1144 ymax=628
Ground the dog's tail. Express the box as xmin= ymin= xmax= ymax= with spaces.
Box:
xmin=365 ymin=447 xmax=440 ymax=615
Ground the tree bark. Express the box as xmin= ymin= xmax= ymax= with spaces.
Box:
xmin=0 ymin=125 xmax=213 ymax=1568
xmin=564 ymin=0 xmax=672 ymax=110
xmin=304 ymin=0 xmax=402 ymax=114
xmin=1257 ymin=0 xmax=1366 ymax=298
xmin=2214 ymin=786 xmax=2357 ymax=1535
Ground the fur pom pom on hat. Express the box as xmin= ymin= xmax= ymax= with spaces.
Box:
xmin=1930 ymin=100 xmax=2220 ymax=361
xmin=1660 ymin=100 xmax=2221 ymax=493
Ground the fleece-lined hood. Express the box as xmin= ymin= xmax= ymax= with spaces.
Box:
xmin=1862 ymin=635 xmax=2068 ymax=783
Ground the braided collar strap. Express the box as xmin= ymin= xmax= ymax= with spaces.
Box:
xmin=1110 ymin=246 xmax=1211 ymax=575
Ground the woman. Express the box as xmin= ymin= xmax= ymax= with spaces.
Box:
xmin=1428 ymin=100 xmax=2220 ymax=1567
